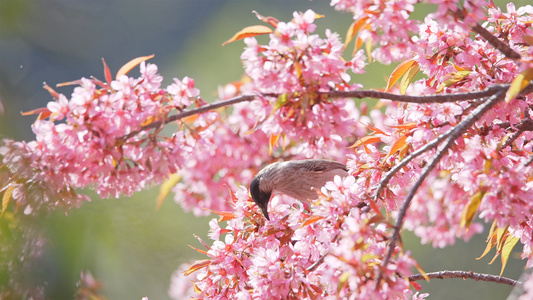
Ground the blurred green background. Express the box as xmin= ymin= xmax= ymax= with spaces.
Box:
xmin=0 ymin=0 xmax=530 ymax=299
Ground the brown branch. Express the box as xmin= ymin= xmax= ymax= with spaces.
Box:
xmin=321 ymin=84 xmax=505 ymax=103
xmin=408 ymin=270 xmax=518 ymax=286
xmin=453 ymin=9 xmax=521 ymax=60
xmin=375 ymin=83 xmax=533 ymax=199
xmin=472 ymin=23 xmax=521 ymax=60
xmin=373 ymin=124 xmax=454 ymax=200
xmin=121 ymin=94 xmax=256 ymax=140
xmin=121 ymin=83 xmax=532 ymax=143
xmin=375 ymin=89 xmax=506 ymax=289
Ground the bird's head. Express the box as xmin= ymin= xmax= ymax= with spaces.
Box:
xmin=249 ymin=175 xmax=272 ymax=221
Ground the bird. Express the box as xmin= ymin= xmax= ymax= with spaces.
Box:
xmin=249 ymin=159 xmax=349 ymax=220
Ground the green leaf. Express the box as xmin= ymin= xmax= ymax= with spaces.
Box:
xmin=274 ymin=93 xmax=289 ymax=111
xmin=1 ymin=184 xmax=14 ymax=217
xmin=500 ymin=234 xmax=519 ymax=275
xmin=155 ymin=173 xmax=181 ymax=210
xmin=506 ymin=68 xmax=533 ymax=102
xmin=460 ymin=190 xmax=484 ymax=230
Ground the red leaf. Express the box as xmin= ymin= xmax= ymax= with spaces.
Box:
xmin=102 ymin=58 xmax=112 ymax=84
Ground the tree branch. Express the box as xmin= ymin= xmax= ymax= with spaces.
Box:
xmin=471 ymin=23 xmax=521 ymax=60
xmin=373 ymin=125 xmax=454 ymax=200
xmin=453 ymin=9 xmax=521 ymax=60
xmin=375 ymin=89 xmax=506 ymax=289
xmin=121 ymin=94 xmax=256 ymax=140
xmin=408 ymin=270 xmax=518 ymax=286
xmin=322 ymin=84 xmax=506 ymax=103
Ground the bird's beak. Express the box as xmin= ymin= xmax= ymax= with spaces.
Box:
xmin=259 ymin=204 xmax=270 ymax=221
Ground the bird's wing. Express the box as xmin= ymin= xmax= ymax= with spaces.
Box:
xmin=300 ymin=159 xmax=347 ymax=173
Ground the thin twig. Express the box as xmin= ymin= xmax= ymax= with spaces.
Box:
xmin=408 ymin=270 xmax=518 ymax=286
xmin=373 ymin=126 xmax=455 ymax=200
xmin=375 ymin=89 xmax=506 ymax=289
xmin=307 ymin=253 xmax=327 ymax=272
xmin=524 ymin=156 xmax=533 ymax=167
xmin=501 ymin=129 xmax=525 ymax=150
xmin=373 ymin=87 xmax=509 ymax=199
xmin=307 ymin=232 xmax=340 ymax=272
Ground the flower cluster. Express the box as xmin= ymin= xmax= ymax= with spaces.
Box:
xmin=173 ymin=2 xmax=533 ymax=298
xmin=3 ymin=1 xmax=533 ymax=299
xmin=178 ymin=177 xmax=420 ymax=299
xmin=241 ymin=10 xmax=367 ymax=155
xmin=0 ymin=61 xmax=202 ymax=212
xmin=171 ymin=101 xmax=270 ymax=215
xmin=331 ymin=0 xmax=420 ymax=63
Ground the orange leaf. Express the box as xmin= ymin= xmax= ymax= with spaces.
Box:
xmin=415 ymin=261 xmax=429 ymax=282
xmin=102 ymin=58 xmax=112 ymax=84
xmin=222 ymin=25 xmax=273 ymax=46
xmin=183 ymin=259 xmax=210 ymax=276
xmin=399 ymin=62 xmax=420 ymax=95
xmin=450 ymin=62 xmax=467 ymax=72
xmin=386 ymin=60 xmax=418 ymax=92
xmin=354 ymin=23 xmax=371 ymax=55
xmin=506 ymin=68 xmax=533 ymax=103
xmin=192 ymin=281 xmax=202 ymax=295
xmin=387 ymin=123 xmax=418 ymax=130
xmin=269 ymin=134 xmax=281 ymax=156
xmin=56 ymin=80 xmax=83 ymax=87
xmin=155 ymin=174 xmax=181 ymax=210
xmin=301 ymin=215 xmax=324 ymax=227
xmin=477 ymin=221 xmax=498 ymax=260
xmin=188 ymin=244 xmax=208 ymax=255
xmin=386 ymin=135 xmax=408 ymax=159
xmin=21 ymin=107 xmax=51 ymax=120
xmin=354 ymin=37 xmax=364 ymax=54
xmin=343 ymin=17 xmax=369 ymax=51
xmin=349 ymin=136 xmax=381 ymax=148
xmin=116 ymin=54 xmax=155 ymax=79
xmin=362 ymin=123 xmax=387 ymax=135
xmin=203 ymin=208 xmax=235 ymax=222
xmin=489 ymin=227 xmax=509 ymax=264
